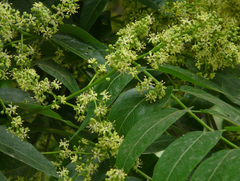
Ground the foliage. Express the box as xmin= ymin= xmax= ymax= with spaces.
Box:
xmin=0 ymin=0 xmax=240 ymax=180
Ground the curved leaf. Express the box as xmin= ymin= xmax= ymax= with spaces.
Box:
xmin=0 ymin=126 xmax=59 ymax=178
xmin=80 ymin=0 xmax=110 ymax=31
xmin=108 ymin=86 xmax=172 ymax=136
xmin=158 ymin=65 xmax=222 ymax=91
xmin=0 ymin=87 xmax=35 ymax=104
xmin=52 ymin=34 xmax=107 ymax=66
xmin=191 ymin=148 xmax=240 ymax=181
xmin=116 ymin=108 xmax=188 ymax=173
xmin=58 ymin=24 xmax=106 ymax=46
xmin=37 ymin=60 xmax=79 ymax=94
xmin=180 ymin=86 xmax=240 ymax=126
xmin=158 ymin=65 xmax=240 ymax=105
xmin=57 ymin=24 xmax=108 ymax=58
xmin=152 ymin=131 xmax=222 ymax=181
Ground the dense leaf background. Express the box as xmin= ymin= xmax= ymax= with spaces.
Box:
xmin=0 ymin=0 xmax=240 ymax=181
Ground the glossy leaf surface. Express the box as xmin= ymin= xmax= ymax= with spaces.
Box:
xmin=116 ymin=108 xmax=188 ymax=173
xmin=37 ymin=60 xmax=79 ymax=94
xmin=108 ymin=86 xmax=172 ymax=136
xmin=58 ymin=24 xmax=106 ymax=47
xmin=52 ymin=34 xmax=107 ymax=65
xmin=0 ymin=126 xmax=59 ymax=178
xmin=191 ymin=148 xmax=240 ymax=181
xmin=152 ymin=131 xmax=222 ymax=181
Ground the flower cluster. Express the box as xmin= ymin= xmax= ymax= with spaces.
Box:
xmin=105 ymin=168 xmax=127 ymax=181
xmin=12 ymin=68 xmax=62 ymax=104
xmin=0 ymin=0 xmax=79 ymax=42
xmin=105 ymin=15 xmax=154 ymax=77
xmin=121 ymin=0 xmax=240 ymax=78
xmin=52 ymin=87 xmax=124 ymax=180
xmin=1 ymin=103 xmax=29 ymax=140
xmin=136 ymin=76 xmax=167 ymax=102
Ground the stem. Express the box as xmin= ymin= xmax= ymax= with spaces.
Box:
xmin=171 ymin=93 xmax=239 ymax=149
xmin=41 ymin=151 xmax=93 ymax=155
xmin=21 ymin=69 xmax=117 ymax=119
xmin=12 ymin=25 xmax=40 ymax=38
xmin=134 ymin=168 xmax=152 ymax=180
xmin=138 ymin=67 xmax=239 ymax=149
xmin=137 ymin=42 xmax=167 ymax=60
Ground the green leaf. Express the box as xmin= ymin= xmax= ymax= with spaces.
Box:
xmin=18 ymin=103 xmax=78 ymax=128
xmin=70 ymin=71 xmax=138 ymax=140
xmin=180 ymin=86 xmax=240 ymax=126
xmin=224 ymin=126 xmax=240 ymax=132
xmin=201 ymin=109 xmax=231 ymax=124
xmin=0 ymin=171 xmax=8 ymax=181
xmin=191 ymin=148 xmax=240 ymax=181
xmin=116 ymin=108 xmax=188 ymax=173
xmin=181 ymin=92 xmax=214 ymax=110
xmin=52 ymin=34 xmax=108 ymax=67
xmin=152 ymin=131 xmax=222 ymax=181
xmin=57 ymin=24 xmax=108 ymax=63
xmin=126 ymin=176 xmax=142 ymax=181
xmin=136 ymin=0 xmax=165 ymax=10
xmin=108 ymin=86 xmax=172 ymax=136
xmin=0 ymin=87 xmax=35 ymax=104
xmin=80 ymin=0 xmax=110 ymax=31
xmin=158 ymin=65 xmax=222 ymax=91
xmin=57 ymin=24 xmax=106 ymax=47
xmin=158 ymin=65 xmax=240 ymax=105
xmin=143 ymin=134 xmax=177 ymax=154
xmin=0 ymin=125 xmax=59 ymax=178
xmin=94 ymin=11 xmax=112 ymax=42
xmin=221 ymin=78 xmax=240 ymax=105
xmin=0 ymin=152 xmax=36 ymax=180
xmin=37 ymin=60 xmax=79 ymax=94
